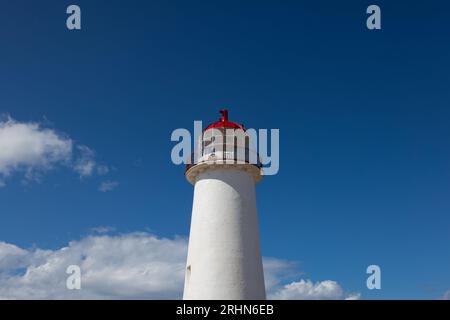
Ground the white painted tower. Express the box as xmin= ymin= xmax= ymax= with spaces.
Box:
xmin=183 ymin=110 xmax=266 ymax=300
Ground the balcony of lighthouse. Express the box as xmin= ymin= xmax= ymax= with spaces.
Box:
xmin=185 ymin=128 xmax=263 ymax=184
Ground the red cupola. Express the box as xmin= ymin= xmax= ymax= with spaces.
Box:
xmin=204 ymin=109 xmax=245 ymax=131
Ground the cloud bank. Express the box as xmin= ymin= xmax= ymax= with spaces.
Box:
xmin=269 ymin=280 xmax=361 ymax=300
xmin=0 ymin=232 xmax=359 ymax=300
xmin=0 ymin=233 xmax=186 ymax=299
xmin=0 ymin=117 xmax=72 ymax=182
xmin=0 ymin=116 xmax=112 ymax=187
xmin=441 ymin=290 xmax=450 ymax=300
xmin=99 ymin=181 xmax=119 ymax=192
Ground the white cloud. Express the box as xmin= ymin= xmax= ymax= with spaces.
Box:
xmin=441 ymin=290 xmax=450 ymax=300
xmin=0 ymin=232 xmax=359 ymax=300
xmin=0 ymin=242 xmax=29 ymax=272
xmin=0 ymin=116 xmax=111 ymax=186
xmin=0 ymin=234 xmax=187 ymax=299
xmin=269 ymin=279 xmax=360 ymax=300
xmin=262 ymin=257 xmax=301 ymax=294
xmin=345 ymin=292 xmax=362 ymax=300
xmin=90 ymin=226 xmax=116 ymax=234
xmin=73 ymin=145 xmax=96 ymax=178
xmin=98 ymin=181 xmax=119 ymax=192
xmin=0 ymin=117 xmax=72 ymax=180
xmin=97 ymin=165 xmax=109 ymax=176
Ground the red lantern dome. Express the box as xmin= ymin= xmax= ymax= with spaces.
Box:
xmin=204 ymin=109 xmax=245 ymax=131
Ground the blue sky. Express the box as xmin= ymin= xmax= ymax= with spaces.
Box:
xmin=0 ymin=1 xmax=449 ymax=299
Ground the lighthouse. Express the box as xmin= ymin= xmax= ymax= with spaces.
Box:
xmin=183 ymin=110 xmax=266 ymax=300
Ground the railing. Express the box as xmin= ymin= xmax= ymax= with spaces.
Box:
xmin=185 ymin=147 xmax=262 ymax=173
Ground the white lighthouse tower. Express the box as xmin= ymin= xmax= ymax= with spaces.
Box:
xmin=183 ymin=110 xmax=266 ymax=300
